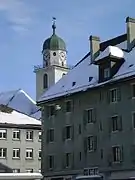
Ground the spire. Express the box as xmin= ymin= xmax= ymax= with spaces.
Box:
xmin=52 ymin=17 xmax=56 ymax=35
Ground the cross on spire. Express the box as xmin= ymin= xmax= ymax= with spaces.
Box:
xmin=52 ymin=17 xmax=56 ymax=35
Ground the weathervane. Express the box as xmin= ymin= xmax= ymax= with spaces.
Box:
xmin=52 ymin=17 xmax=56 ymax=34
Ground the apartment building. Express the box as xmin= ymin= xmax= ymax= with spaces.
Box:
xmin=37 ymin=17 xmax=135 ymax=180
xmin=0 ymin=105 xmax=41 ymax=173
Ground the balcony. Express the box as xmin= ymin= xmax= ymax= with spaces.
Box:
xmin=34 ymin=62 xmax=74 ymax=72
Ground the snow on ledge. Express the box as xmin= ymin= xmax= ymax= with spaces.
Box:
xmin=95 ymin=46 xmax=124 ymax=61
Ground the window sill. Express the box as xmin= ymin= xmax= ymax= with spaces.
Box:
xmin=0 ymin=157 xmax=6 ymax=159
xmin=12 ymin=157 xmax=20 ymax=160
xmin=0 ymin=138 xmax=7 ymax=140
xmin=110 ymin=101 xmax=118 ymax=104
xmin=26 ymin=139 xmax=33 ymax=142
xmin=88 ymin=150 xmax=94 ymax=153
xmin=12 ymin=138 xmax=20 ymax=141
xmin=25 ymin=158 xmax=33 ymax=160
xmin=112 ymin=130 xmax=119 ymax=133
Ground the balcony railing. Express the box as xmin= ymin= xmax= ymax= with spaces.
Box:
xmin=34 ymin=62 xmax=74 ymax=72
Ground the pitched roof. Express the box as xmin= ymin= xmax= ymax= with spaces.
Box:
xmin=38 ymin=34 xmax=135 ymax=103
xmin=0 ymin=108 xmax=41 ymax=126
xmin=0 ymin=89 xmax=41 ymax=119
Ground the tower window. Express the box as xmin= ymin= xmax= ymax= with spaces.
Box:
xmin=53 ymin=52 xmax=56 ymax=56
xmin=43 ymin=74 xmax=48 ymax=89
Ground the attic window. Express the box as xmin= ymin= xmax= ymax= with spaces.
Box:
xmin=104 ymin=68 xmax=110 ymax=79
xmin=89 ymin=77 xmax=93 ymax=82
xmin=129 ymin=64 xmax=134 ymax=68
xmin=72 ymin=82 xmax=76 ymax=86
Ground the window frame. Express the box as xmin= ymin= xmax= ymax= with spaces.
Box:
xmin=38 ymin=131 xmax=42 ymax=141
xmin=25 ymin=148 xmax=33 ymax=159
xmin=13 ymin=148 xmax=20 ymax=159
xmin=111 ymin=115 xmax=119 ymax=132
xmin=87 ymin=136 xmax=95 ymax=152
xmin=85 ymin=108 xmax=95 ymax=124
xmin=110 ymin=88 xmax=118 ymax=103
xmin=26 ymin=130 xmax=33 ymax=141
xmin=38 ymin=149 xmax=41 ymax=160
xmin=43 ymin=73 xmax=48 ymax=89
xmin=112 ymin=145 xmax=122 ymax=163
xmin=0 ymin=148 xmax=7 ymax=158
xmin=65 ymin=125 xmax=71 ymax=140
xmin=65 ymin=100 xmax=72 ymax=113
xmin=49 ymin=128 xmax=54 ymax=143
xmin=0 ymin=129 xmax=7 ymax=139
xmin=48 ymin=155 xmax=54 ymax=169
xmin=104 ymin=67 xmax=110 ymax=79
xmin=12 ymin=130 xmax=20 ymax=140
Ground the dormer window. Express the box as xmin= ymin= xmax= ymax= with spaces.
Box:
xmin=104 ymin=68 xmax=110 ymax=78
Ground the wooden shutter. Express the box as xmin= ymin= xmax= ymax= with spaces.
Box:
xmin=62 ymin=127 xmax=66 ymax=141
xmin=84 ymin=137 xmax=87 ymax=153
xmin=118 ymin=116 xmax=122 ymax=131
xmin=106 ymin=90 xmax=110 ymax=103
xmin=120 ymin=146 xmax=123 ymax=162
xmin=71 ymin=125 xmax=74 ymax=140
xmin=83 ymin=110 xmax=87 ymax=128
xmin=92 ymin=108 xmax=96 ymax=123
xmin=131 ymin=145 xmax=135 ymax=161
xmin=46 ymin=130 xmax=49 ymax=143
xmin=93 ymin=136 xmax=97 ymax=151
xmin=117 ymin=87 xmax=121 ymax=101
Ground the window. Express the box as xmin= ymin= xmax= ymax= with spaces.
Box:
xmin=100 ymin=149 xmax=103 ymax=159
xmin=85 ymin=109 xmax=95 ymax=123
xmin=13 ymin=148 xmax=20 ymax=159
xmin=66 ymin=101 xmax=72 ymax=112
xmin=53 ymin=52 xmax=56 ymax=56
xmin=66 ymin=153 xmax=71 ymax=167
xmin=0 ymin=129 xmax=7 ymax=139
xmin=48 ymin=155 xmax=54 ymax=169
xmin=49 ymin=129 xmax=54 ymax=142
xmin=63 ymin=73 xmax=66 ymax=76
xmin=13 ymin=130 xmax=20 ymax=140
xmin=111 ymin=116 xmax=122 ymax=132
xmin=104 ymin=68 xmax=110 ymax=78
xmin=26 ymin=148 xmax=33 ymax=159
xmin=38 ymin=149 xmax=41 ymax=160
xmin=87 ymin=136 xmax=97 ymax=152
xmin=79 ymin=152 xmax=82 ymax=161
xmin=43 ymin=74 xmax=48 ymax=89
xmin=65 ymin=126 xmax=71 ymax=139
xmin=110 ymin=88 xmax=118 ymax=102
xmin=25 ymin=169 xmax=33 ymax=173
xmin=0 ymin=148 xmax=7 ymax=158
xmin=26 ymin=131 xmax=33 ymax=141
xmin=12 ymin=169 xmax=20 ymax=173
xmin=112 ymin=146 xmax=122 ymax=162
xmin=132 ymin=84 xmax=135 ymax=98
xmin=78 ymin=124 xmax=81 ymax=134
xmin=38 ymin=131 xmax=41 ymax=141
xmin=48 ymin=105 xmax=55 ymax=117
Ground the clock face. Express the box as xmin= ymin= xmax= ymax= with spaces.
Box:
xmin=44 ymin=51 xmax=50 ymax=61
xmin=60 ymin=52 xmax=65 ymax=61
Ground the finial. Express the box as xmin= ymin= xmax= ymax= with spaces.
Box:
xmin=52 ymin=17 xmax=56 ymax=35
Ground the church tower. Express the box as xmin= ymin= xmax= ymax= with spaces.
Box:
xmin=34 ymin=18 xmax=69 ymax=100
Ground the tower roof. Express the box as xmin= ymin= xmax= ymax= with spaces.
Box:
xmin=42 ymin=18 xmax=66 ymax=51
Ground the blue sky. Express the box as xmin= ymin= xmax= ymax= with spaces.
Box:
xmin=0 ymin=0 xmax=135 ymax=100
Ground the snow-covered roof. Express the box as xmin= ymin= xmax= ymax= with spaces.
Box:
xmin=38 ymin=34 xmax=135 ymax=103
xmin=95 ymin=46 xmax=124 ymax=62
xmin=0 ymin=109 xmax=41 ymax=126
xmin=0 ymin=89 xmax=41 ymax=119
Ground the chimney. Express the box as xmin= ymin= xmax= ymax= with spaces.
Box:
xmin=126 ymin=17 xmax=135 ymax=51
xmin=89 ymin=35 xmax=100 ymax=63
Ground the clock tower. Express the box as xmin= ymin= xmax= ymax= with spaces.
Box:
xmin=34 ymin=18 xmax=69 ymax=100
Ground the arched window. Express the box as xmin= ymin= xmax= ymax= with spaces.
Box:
xmin=43 ymin=74 xmax=48 ymax=89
